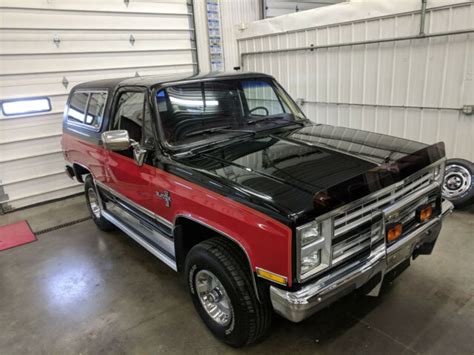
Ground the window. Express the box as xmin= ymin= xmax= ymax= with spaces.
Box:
xmin=1 ymin=97 xmax=51 ymax=117
xmin=112 ymin=92 xmax=145 ymax=143
xmin=67 ymin=91 xmax=107 ymax=129
xmin=156 ymin=78 xmax=305 ymax=147
xmin=111 ymin=91 xmax=153 ymax=159
xmin=85 ymin=92 xmax=107 ymax=128
xmin=242 ymin=79 xmax=289 ymax=116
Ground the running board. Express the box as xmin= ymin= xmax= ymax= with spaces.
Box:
xmin=102 ymin=210 xmax=178 ymax=271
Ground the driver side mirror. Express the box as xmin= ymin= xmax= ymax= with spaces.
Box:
xmin=101 ymin=130 xmax=147 ymax=167
xmin=101 ymin=130 xmax=130 ymax=151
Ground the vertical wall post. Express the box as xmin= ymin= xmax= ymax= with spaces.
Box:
xmin=419 ymin=0 xmax=428 ymax=36
xmin=187 ymin=0 xmax=199 ymax=75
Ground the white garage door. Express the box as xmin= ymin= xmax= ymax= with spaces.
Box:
xmin=0 ymin=0 xmax=197 ymax=213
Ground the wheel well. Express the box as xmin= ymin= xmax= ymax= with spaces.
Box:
xmin=72 ymin=163 xmax=90 ymax=183
xmin=174 ymin=217 xmax=251 ymax=272
xmin=174 ymin=217 xmax=263 ymax=301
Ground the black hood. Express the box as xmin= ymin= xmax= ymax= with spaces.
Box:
xmin=173 ymin=124 xmax=445 ymax=225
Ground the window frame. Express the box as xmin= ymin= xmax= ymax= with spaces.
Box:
xmin=66 ymin=89 xmax=108 ymax=132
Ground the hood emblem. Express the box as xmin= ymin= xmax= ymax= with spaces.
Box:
xmin=156 ymin=190 xmax=171 ymax=208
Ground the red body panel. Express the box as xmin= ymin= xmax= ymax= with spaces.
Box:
xmin=62 ymin=133 xmax=293 ymax=286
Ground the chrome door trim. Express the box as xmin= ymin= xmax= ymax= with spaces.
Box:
xmin=102 ymin=210 xmax=177 ymax=271
xmin=95 ymin=180 xmax=173 ymax=229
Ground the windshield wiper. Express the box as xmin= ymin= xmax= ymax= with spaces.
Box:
xmin=247 ymin=113 xmax=294 ymax=125
xmin=247 ymin=116 xmax=275 ymax=125
xmin=185 ymin=126 xmax=231 ymax=137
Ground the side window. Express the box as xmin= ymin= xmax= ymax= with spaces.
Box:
xmin=85 ymin=92 xmax=107 ymax=129
xmin=112 ymin=92 xmax=145 ymax=143
xmin=67 ymin=92 xmax=89 ymax=124
xmin=67 ymin=91 xmax=106 ymax=129
xmin=112 ymin=91 xmax=156 ymax=160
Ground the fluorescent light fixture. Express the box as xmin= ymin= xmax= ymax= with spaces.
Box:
xmin=1 ymin=97 xmax=51 ymax=116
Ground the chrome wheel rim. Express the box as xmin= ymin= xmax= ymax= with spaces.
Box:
xmin=442 ymin=164 xmax=472 ymax=199
xmin=195 ymin=270 xmax=232 ymax=326
xmin=87 ymin=187 xmax=101 ymax=219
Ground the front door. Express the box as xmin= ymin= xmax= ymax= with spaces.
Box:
xmin=104 ymin=89 xmax=156 ymax=211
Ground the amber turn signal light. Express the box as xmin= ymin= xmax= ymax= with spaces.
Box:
xmin=387 ymin=223 xmax=403 ymax=242
xmin=418 ymin=205 xmax=433 ymax=222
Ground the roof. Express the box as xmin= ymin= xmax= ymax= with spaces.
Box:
xmin=72 ymin=71 xmax=274 ymax=91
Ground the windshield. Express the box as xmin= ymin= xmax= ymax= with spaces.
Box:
xmin=155 ymin=78 xmax=306 ymax=147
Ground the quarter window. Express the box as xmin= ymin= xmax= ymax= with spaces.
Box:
xmin=85 ymin=92 xmax=107 ymax=128
xmin=67 ymin=91 xmax=107 ymax=129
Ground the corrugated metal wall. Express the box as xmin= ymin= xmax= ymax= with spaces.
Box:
xmin=0 ymin=0 xmax=197 ymax=212
xmin=263 ymin=0 xmax=347 ymax=18
xmin=237 ymin=0 xmax=474 ymax=162
xmin=220 ymin=0 xmax=261 ymax=71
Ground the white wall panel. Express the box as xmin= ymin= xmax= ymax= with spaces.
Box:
xmin=237 ymin=0 xmax=474 ymax=162
xmin=0 ymin=0 xmax=197 ymax=212
xmin=220 ymin=0 xmax=261 ymax=71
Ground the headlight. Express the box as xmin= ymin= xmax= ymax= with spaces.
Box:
xmin=300 ymin=224 xmax=320 ymax=246
xmin=297 ymin=219 xmax=332 ymax=281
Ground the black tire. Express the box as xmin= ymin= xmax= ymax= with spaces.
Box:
xmin=185 ymin=238 xmax=272 ymax=347
xmin=84 ymin=176 xmax=115 ymax=231
xmin=442 ymin=159 xmax=474 ymax=207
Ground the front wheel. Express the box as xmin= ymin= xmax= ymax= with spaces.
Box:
xmin=185 ymin=238 xmax=272 ymax=347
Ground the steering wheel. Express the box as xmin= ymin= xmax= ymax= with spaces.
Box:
xmin=249 ymin=106 xmax=269 ymax=116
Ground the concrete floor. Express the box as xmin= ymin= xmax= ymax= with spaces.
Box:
xmin=0 ymin=197 xmax=473 ymax=354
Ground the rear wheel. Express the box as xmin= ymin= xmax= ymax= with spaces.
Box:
xmin=185 ymin=238 xmax=272 ymax=347
xmin=84 ymin=176 xmax=115 ymax=231
xmin=442 ymin=159 xmax=474 ymax=207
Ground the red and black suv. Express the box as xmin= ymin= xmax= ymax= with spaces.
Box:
xmin=61 ymin=72 xmax=453 ymax=347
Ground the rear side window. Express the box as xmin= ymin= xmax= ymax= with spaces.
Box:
xmin=67 ymin=91 xmax=107 ymax=129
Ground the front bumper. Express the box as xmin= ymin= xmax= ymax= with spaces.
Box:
xmin=270 ymin=199 xmax=453 ymax=323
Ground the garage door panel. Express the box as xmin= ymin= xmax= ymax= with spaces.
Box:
xmin=0 ymin=136 xmax=62 ymax=162
xmin=3 ymin=51 xmax=194 ymax=76
xmin=1 ymin=8 xmax=190 ymax=31
xmin=0 ymin=0 xmax=189 ymax=15
xmin=1 ymin=31 xmax=193 ymax=56
xmin=2 ymin=185 xmax=83 ymax=212
xmin=1 ymin=171 xmax=79 ymax=201
xmin=0 ymin=115 xmax=63 ymax=142
xmin=0 ymin=66 xmax=195 ymax=99
xmin=0 ymin=152 xmax=67 ymax=184
xmin=0 ymin=0 xmax=196 ymax=211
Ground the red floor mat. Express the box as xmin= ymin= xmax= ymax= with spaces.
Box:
xmin=0 ymin=220 xmax=37 ymax=251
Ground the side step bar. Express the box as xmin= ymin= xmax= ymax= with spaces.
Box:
xmin=102 ymin=210 xmax=178 ymax=271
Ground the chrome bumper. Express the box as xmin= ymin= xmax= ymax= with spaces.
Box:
xmin=270 ymin=199 xmax=454 ymax=323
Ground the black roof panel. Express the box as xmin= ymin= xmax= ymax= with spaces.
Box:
xmin=71 ymin=71 xmax=274 ymax=92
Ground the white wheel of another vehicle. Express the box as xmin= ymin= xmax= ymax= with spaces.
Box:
xmin=442 ymin=159 xmax=474 ymax=207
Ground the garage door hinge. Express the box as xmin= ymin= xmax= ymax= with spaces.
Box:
xmin=53 ymin=34 xmax=61 ymax=48
xmin=124 ymin=0 xmax=130 ymax=7
xmin=62 ymin=76 xmax=69 ymax=89
xmin=129 ymin=34 xmax=135 ymax=46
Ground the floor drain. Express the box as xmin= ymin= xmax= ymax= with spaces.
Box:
xmin=35 ymin=216 xmax=91 ymax=235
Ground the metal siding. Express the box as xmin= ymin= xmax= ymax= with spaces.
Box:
xmin=264 ymin=0 xmax=347 ymax=18
xmin=220 ymin=0 xmax=261 ymax=71
xmin=0 ymin=0 xmax=197 ymax=212
xmin=237 ymin=0 xmax=474 ymax=162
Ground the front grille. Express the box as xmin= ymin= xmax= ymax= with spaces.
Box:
xmin=330 ymin=168 xmax=437 ymax=267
